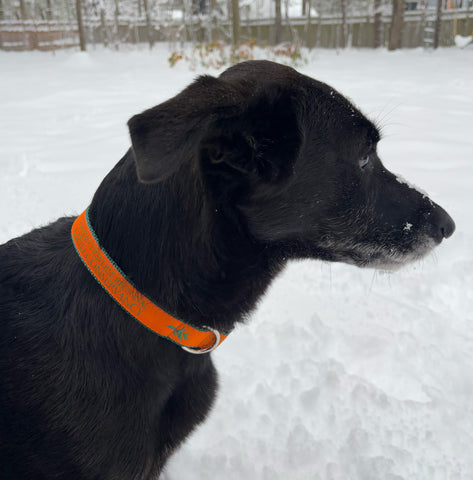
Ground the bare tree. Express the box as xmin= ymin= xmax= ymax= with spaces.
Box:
xmin=275 ymin=0 xmax=282 ymax=44
xmin=19 ymin=0 xmax=28 ymax=19
xmin=75 ymin=0 xmax=87 ymax=50
xmin=374 ymin=0 xmax=382 ymax=48
xmin=45 ymin=0 xmax=53 ymax=20
xmin=388 ymin=0 xmax=403 ymax=51
xmin=315 ymin=0 xmax=323 ymax=47
xmin=433 ymin=0 xmax=442 ymax=49
xmin=209 ymin=0 xmax=217 ymax=42
xmin=113 ymin=0 xmax=120 ymax=49
xmin=100 ymin=4 xmax=109 ymax=48
xmin=231 ymin=0 xmax=240 ymax=45
xmin=142 ymin=0 xmax=154 ymax=48
xmin=283 ymin=0 xmax=297 ymax=42
xmin=304 ymin=0 xmax=312 ymax=47
xmin=340 ymin=0 xmax=347 ymax=48
xmin=192 ymin=0 xmax=206 ymax=14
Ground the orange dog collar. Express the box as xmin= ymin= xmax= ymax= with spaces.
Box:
xmin=71 ymin=208 xmax=228 ymax=354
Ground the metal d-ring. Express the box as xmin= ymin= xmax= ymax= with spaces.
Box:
xmin=181 ymin=326 xmax=221 ymax=354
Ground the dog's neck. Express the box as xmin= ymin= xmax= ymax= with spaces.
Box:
xmin=87 ymin=150 xmax=281 ymax=334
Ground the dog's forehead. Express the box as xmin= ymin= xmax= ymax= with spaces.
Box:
xmin=219 ymin=59 xmax=300 ymax=83
xmin=300 ymin=82 xmax=380 ymax=153
xmin=220 ymin=60 xmax=380 ymax=152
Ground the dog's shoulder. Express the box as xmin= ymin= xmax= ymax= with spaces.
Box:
xmin=0 ymin=217 xmax=75 ymax=311
xmin=1 ymin=216 xmax=73 ymax=266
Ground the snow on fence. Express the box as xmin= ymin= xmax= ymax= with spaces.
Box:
xmin=259 ymin=10 xmax=473 ymax=49
xmin=0 ymin=10 xmax=472 ymax=52
xmin=0 ymin=21 xmax=78 ymax=50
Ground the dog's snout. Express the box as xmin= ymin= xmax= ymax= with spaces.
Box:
xmin=440 ymin=211 xmax=456 ymax=239
xmin=427 ymin=204 xmax=456 ymax=242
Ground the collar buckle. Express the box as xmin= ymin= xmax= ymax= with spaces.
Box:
xmin=181 ymin=326 xmax=221 ymax=354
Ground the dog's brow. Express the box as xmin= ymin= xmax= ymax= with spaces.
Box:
xmin=371 ymin=128 xmax=381 ymax=143
xmin=365 ymin=121 xmax=381 ymax=143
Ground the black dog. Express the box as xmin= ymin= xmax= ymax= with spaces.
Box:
xmin=0 ymin=60 xmax=455 ymax=479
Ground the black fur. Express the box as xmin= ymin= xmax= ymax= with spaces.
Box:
xmin=0 ymin=60 xmax=455 ymax=479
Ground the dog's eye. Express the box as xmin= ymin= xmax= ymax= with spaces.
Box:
xmin=359 ymin=155 xmax=370 ymax=169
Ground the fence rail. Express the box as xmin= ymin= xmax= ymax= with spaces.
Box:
xmin=0 ymin=10 xmax=472 ymax=52
xmin=0 ymin=21 xmax=78 ymax=50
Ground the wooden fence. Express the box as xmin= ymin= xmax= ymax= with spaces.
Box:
xmin=256 ymin=9 xmax=473 ymax=48
xmin=0 ymin=10 xmax=472 ymax=52
xmin=0 ymin=21 xmax=78 ymax=50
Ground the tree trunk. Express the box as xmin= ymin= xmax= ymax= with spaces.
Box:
xmin=315 ymin=0 xmax=322 ymax=48
xmin=305 ymin=0 xmax=312 ymax=47
xmin=210 ymin=0 xmax=217 ymax=42
xmin=142 ymin=0 xmax=154 ymax=48
xmin=0 ymin=0 xmax=5 ymax=21
xmin=45 ymin=0 xmax=53 ymax=20
xmin=275 ymin=0 xmax=282 ymax=44
xmin=433 ymin=0 xmax=442 ymax=49
xmin=374 ymin=0 xmax=382 ymax=48
xmin=19 ymin=0 xmax=28 ymax=19
xmin=113 ymin=0 xmax=120 ymax=49
xmin=467 ymin=1 xmax=472 ymax=44
xmin=340 ymin=0 xmax=347 ymax=48
xmin=388 ymin=0 xmax=404 ymax=51
xmin=100 ymin=8 xmax=109 ymax=47
xmin=284 ymin=0 xmax=295 ymax=42
xmin=231 ymin=0 xmax=240 ymax=46
xmin=75 ymin=0 xmax=86 ymax=51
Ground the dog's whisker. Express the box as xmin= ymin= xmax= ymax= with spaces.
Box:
xmin=371 ymin=99 xmax=404 ymax=130
xmin=369 ymin=270 xmax=377 ymax=294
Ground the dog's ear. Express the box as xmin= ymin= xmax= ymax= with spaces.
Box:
xmin=201 ymin=84 xmax=303 ymax=183
xmin=128 ymin=75 xmax=303 ymax=184
xmin=128 ymin=75 xmax=237 ymax=184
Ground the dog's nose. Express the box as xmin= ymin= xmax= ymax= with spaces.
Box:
xmin=441 ymin=214 xmax=455 ymax=239
xmin=430 ymin=205 xmax=456 ymax=241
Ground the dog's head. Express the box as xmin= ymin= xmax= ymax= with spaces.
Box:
xmin=127 ymin=60 xmax=455 ymax=270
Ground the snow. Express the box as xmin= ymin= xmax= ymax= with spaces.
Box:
xmin=454 ymin=34 xmax=473 ymax=49
xmin=240 ymin=0 xmax=318 ymax=20
xmin=1 ymin=46 xmax=472 ymax=480
xmin=395 ymin=173 xmax=430 ymax=199
xmin=287 ymin=4 xmax=318 ymax=18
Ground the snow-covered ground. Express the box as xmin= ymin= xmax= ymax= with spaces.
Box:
xmin=1 ymin=46 xmax=472 ymax=480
